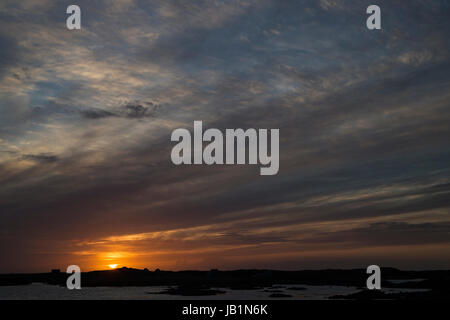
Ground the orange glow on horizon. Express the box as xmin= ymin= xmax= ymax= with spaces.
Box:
xmin=108 ymin=264 xmax=118 ymax=269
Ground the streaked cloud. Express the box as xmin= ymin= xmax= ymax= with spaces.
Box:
xmin=0 ymin=0 xmax=449 ymax=272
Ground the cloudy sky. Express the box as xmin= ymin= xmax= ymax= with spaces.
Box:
xmin=0 ymin=0 xmax=449 ymax=272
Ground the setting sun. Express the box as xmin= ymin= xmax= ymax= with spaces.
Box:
xmin=108 ymin=264 xmax=118 ymax=269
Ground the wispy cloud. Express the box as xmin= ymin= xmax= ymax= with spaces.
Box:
xmin=0 ymin=0 xmax=449 ymax=272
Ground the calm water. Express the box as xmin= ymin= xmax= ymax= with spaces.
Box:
xmin=0 ymin=283 xmax=427 ymax=300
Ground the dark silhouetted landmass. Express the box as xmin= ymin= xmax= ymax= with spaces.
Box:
xmin=0 ymin=267 xmax=449 ymax=299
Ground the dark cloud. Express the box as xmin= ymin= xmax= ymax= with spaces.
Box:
xmin=0 ymin=34 xmax=18 ymax=79
xmin=81 ymin=108 xmax=117 ymax=119
xmin=21 ymin=153 xmax=59 ymax=163
xmin=309 ymin=222 xmax=450 ymax=246
xmin=81 ymin=102 xmax=161 ymax=120
xmin=123 ymin=102 xmax=157 ymax=118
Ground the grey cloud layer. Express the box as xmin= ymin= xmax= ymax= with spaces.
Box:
xmin=0 ymin=0 xmax=449 ymax=271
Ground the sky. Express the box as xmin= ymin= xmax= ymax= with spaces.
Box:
xmin=0 ymin=0 xmax=449 ymax=273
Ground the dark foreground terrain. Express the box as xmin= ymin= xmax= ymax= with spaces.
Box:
xmin=1 ymin=267 xmax=449 ymax=299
